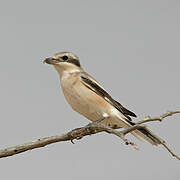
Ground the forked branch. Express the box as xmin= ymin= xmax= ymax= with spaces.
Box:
xmin=0 ymin=110 xmax=179 ymax=160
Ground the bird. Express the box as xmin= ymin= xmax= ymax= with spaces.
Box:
xmin=44 ymin=52 xmax=160 ymax=145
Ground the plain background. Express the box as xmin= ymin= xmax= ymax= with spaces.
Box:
xmin=0 ymin=0 xmax=180 ymax=179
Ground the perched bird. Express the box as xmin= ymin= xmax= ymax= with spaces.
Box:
xmin=44 ymin=52 xmax=160 ymax=145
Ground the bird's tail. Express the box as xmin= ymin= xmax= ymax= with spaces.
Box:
xmin=127 ymin=121 xmax=160 ymax=146
xmin=103 ymin=115 xmax=161 ymax=145
xmin=112 ymin=115 xmax=161 ymax=145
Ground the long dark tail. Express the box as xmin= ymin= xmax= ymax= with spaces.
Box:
xmin=129 ymin=121 xmax=160 ymax=146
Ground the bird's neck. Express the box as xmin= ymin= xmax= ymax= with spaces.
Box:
xmin=53 ymin=63 xmax=83 ymax=79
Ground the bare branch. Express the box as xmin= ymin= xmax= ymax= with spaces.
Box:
xmin=161 ymin=142 xmax=180 ymax=161
xmin=137 ymin=110 xmax=180 ymax=124
xmin=0 ymin=123 xmax=138 ymax=159
xmin=0 ymin=110 xmax=179 ymax=160
xmin=121 ymin=110 xmax=180 ymax=160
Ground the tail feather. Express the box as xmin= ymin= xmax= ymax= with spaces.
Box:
xmin=134 ymin=127 xmax=160 ymax=145
xmin=128 ymin=121 xmax=160 ymax=145
xmin=103 ymin=114 xmax=161 ymax=145
xmin=113 ymin=117 xmax=161 ymax=146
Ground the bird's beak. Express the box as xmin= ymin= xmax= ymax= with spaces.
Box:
xmin=43 ymin=58 xmax=60 ymax=65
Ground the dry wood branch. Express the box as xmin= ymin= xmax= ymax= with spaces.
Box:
xmin=121 ymin=110 xmax=180 ymax=160
xmin=137 ymin=110 xmax=180 ymax=124
xmin=0 ymin=110 xmax=180 ymax=160
xmin=0 ymin=123 xmax=138 ymax=159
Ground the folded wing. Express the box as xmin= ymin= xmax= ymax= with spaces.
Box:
xmin=80 ymin=73 xmax=136 ymax=121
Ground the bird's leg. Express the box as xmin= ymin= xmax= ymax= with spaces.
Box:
xmin=87 ymin=116 xmax=110 ymax=127
xmin=70 ymin=117 xmax=108 ymax=143
xmin=93 ymin=117 xmax=106 ymax=123
xmin=87 ymin=116 xmax=109 ymax=125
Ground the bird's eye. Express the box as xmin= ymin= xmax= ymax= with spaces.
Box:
xmin=62 ymin=56 xmax=68 ymax=61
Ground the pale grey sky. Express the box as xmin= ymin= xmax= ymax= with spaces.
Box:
xmin=0 ymin=0 xmax=180 ymax=179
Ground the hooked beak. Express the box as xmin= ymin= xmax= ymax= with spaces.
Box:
xmin=43 ymin=57 xmax=61 ymax=65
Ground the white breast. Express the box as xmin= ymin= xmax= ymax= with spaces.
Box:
xmin=60 ymin=72 xmax=106 ymax=120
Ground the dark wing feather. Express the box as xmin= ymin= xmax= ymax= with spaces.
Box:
xmin=80 ymin=73 xmax=136 ymax=120
xmin=114 ymin=100 xmax=137 ymax=117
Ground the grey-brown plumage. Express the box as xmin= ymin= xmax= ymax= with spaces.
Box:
xmin=80 ymin=72 xmax=159 ymax=145
xmin=80 ymin=74 xmax=136 ymax=120
xmin=44 ymin=52 xmax=160 ymax=145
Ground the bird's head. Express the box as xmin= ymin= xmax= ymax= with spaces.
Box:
xmin=44 ymin=52 xmax=81 ymax=75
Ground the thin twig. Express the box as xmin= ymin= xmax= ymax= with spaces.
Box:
xmin=121 ymin=110 xmax=180 ymax=160
xmin=0 ymin=110 xmax=179 ymax=160
xmin=137 ymin=110 xmax=180 ymax=124
xmin=161 ymin=142 xmax=180 ymax=160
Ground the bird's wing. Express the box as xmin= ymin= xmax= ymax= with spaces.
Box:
xmin=80 ymin=72 xmax=136 ymax=120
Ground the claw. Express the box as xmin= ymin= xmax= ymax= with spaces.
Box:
xmin=76 ymin=137 xmax=83 ymax=140
xmin=71 ymin=139 xmax=75 ymax=144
